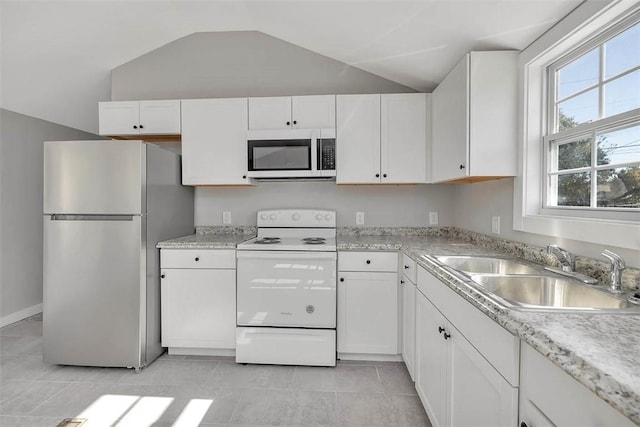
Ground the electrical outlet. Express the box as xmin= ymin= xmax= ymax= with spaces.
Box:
xmin=223 ymin=211 xmax=232 ymax=225
xmin=429 ymin=211 xmax=439 ymax=225
xmin=356 ymin=211 xmax=365 ymax=225
xmin=492 ymin=216 xmax=501 ymax=234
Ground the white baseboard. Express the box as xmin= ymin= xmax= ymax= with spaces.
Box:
xmin=338 ymin=352 xmax=403 ymax=362
xmin=0 ymin=304 xmax=43 ymax=328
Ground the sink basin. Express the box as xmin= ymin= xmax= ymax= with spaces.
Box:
xmin=434 ymin=255 xmax=541 ymax=275
xmin=470 ymin=275 xmax=640 ymax=312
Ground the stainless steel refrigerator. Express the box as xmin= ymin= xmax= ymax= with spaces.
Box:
xmin=43 ymin=140 xmax=193 ymax=370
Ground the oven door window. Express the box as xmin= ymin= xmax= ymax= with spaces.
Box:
xmin=248 ymin=140 xmax=311 ymax=171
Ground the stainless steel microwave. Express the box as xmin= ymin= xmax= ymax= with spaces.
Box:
xmin=247 ymin=129 xmax=336 ymax=179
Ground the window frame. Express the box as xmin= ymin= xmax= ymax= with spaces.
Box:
xmin=514 ymin=1 xmax=640 ymax=251
xmin=544 ymin=13 xmax=640 ymax=215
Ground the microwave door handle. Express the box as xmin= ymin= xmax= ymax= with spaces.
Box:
xmin=310 ymin=132 xmax=319 ymax=176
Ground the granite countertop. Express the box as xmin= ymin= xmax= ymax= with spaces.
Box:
xmin=339 ymin=234 xmax=640 ymax=425
xmin=157 ymin=229 xmax=639 ymax=424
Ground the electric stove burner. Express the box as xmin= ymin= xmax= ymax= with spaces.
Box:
xmin=302 ymin=237 xmax=326 ymax=245
xmin=254 ymin=237 xmax=281 ymax=244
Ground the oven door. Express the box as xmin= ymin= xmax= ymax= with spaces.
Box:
xmin=237 ymin=251 xmax=336 ymax=328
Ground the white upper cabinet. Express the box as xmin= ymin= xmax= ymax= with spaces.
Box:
xmin=248 ymin=95 xmax=336 ymax=130
xmin=98 ymin=100 xmax=181 ymax=136
xmin=337 ymin=93 xmax=428 ymax=184
xmin=431 ymin=51 xmax=517 ymax=183
xmin=336 ymin=94 xmax=381 ymax=184
xmin=181 ymin=98 xmax=250 ymax=186
xmin=381 ymin=93 xmax=428 ymax=183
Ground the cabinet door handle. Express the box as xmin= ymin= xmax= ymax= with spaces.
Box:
xmin=375 ymin=173 xmax=380 ymax=178
xmin=520 ymin=423 xmax=528 ymax=427
xmin=242 ymin=175 xmax=247 ymax=179
xmin=443 ymin=332 xmax=451 ymax=340
xmin=459 ymin=164 xmax=466 ymax=170
xmin=340 ymin=277 xmax=344 ymax=282
xmin=438 ymin=326 xmax=445 ymax=334
xmin=161 ymin=274 xmax=165 ymax=279
xmin=383 ymin=173 xmax=387 ymax=178
xmin=366 ymin=260 xmax=371 ymax=264
xmin=293 ymin=120 xmax=297 ymax=125
xmin=404 ymin=265 xmax=410 ymax=269
xmin=133 ymin=125 xmax=138 ymax=129
xmin=286 ymin=121 xmax=291 ymax=126
xmin=195 ymin=257 xmax=200 ymax=262
xmin=400 ymin=280 xmax=405 ymax=284
xmin=139 ymin=124 xmax=144 ymax=129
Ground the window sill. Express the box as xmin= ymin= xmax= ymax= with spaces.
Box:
xmin=516 ymin=213 xmax=640 ymax=250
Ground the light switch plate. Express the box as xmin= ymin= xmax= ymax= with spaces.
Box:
xmin=356 ymin=211 xmax=365 ymax=225
xmin=429 ymin=211 xmax=439 ymax=225
xmin=492 ymin=216 xmax=501 ymax=234
xmin=223 ymin=211 xmax=232 ymax=225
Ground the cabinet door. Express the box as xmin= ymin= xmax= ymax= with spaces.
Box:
xmin=431 ymin=54 xmax=469 ymax=182
xmin=98 ymin=101 xmax=140 ymax=135
xmin=401 ymin=279 xmax=416 ymax=380
xmin=139 ymin=100 xmax=181 ymax=135
xmin=161 ymin=268 xmax=236 ymax=349
xmin=416 ymin=292 xmax=448 ymax=427
xmin=381 ymin=93 xmax=427 ymax=183
xmin=181 ymin=98 xmax=250 ymax=185
xmin=292 ymin=95 xmax=336 ymax=129
xmin=336 ymin=94 xmax=381 ymax=184
xmin=449 ymin=323 xmax=518 ymax=427
xmin=337 ymin=271 xmax=397 ymax=354
xmin=248 ymin=97 xmax=292 ymax=130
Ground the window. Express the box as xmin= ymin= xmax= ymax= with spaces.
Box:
xmin=545 ymin=17 xmax=640 ymax=212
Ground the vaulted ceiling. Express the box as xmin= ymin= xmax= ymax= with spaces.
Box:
xmin=0 ymin=0 xmax=585 ymax=133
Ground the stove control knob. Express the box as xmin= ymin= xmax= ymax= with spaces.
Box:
xmin=324 ymin=214 xmax=332 ymax=221
xmin=292 ymin=213 xmax=300 ymax=221
xmin=315 ymin=213 xmax=323 ymax=221
xmin=260 ymin=213 xmax=268 ymax=221
xmin=269 ymin=213 xmax=277 ymax=221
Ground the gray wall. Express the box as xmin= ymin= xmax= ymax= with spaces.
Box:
xmin=0 ymin=109 xmax=100 ymax=324
xmin=196 ymin=183 xmax=454 ymax=227
xmin=111 ymin=31 xmax=415 ymax=101
xmin=452 ymin=179 xmax=639 ymax=267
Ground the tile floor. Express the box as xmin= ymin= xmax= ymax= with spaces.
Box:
xmin=0 ymin=315 xmax=431 ymax=426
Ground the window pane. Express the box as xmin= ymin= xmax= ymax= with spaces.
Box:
xmin=557 ymin=48 xmax=599 ymax=100
xmin=556 ymin=138 xmax=591 ymax=170
xmin=557 ymin=88 xmax=599 ymax=130
xmin=557 ymin=172 xmax=591 ymax=206
xmin=604 ymin=70 xmax=640 ymax=117
xmin=604 ymin=22 xmax=640 ymax=79
xmin=597 ymin=166 xmax=640 ymax=208
xmin=598 ymin=125 xmax=640 ymax=165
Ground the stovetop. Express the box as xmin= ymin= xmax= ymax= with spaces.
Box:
xmin=237 ymin=235 xmax=337 ymax=252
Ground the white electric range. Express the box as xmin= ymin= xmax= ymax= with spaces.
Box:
xmin=235 ymin=209 xmax=337 ymax=367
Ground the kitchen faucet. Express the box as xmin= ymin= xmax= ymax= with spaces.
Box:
xmin=545 ymin=245 xmax=597 ymax=285
xmin=546 ymin=245 xmax=575 ymax=272
xmin=601 ymin=249 xmax=625 ymax=293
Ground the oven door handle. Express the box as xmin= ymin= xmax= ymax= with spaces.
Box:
xmin=236 ymin=251 xmax=337 ymax=260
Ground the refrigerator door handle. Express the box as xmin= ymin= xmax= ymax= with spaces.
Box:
xmin=49 ymin=214 xmax=134 ymax=221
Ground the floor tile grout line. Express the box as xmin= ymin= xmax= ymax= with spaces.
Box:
xmin=23 ymin=381 xmax=73 ymax=417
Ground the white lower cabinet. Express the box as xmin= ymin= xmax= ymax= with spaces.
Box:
xmin=415 ymin=266 xmax=518 ymax=427
xmin=337 ymin=251 xmax=398 ymax=357
xmin=519 ymin=342 xmax=635 ymax=427
xmin=160 ymin=249 xmax=236 ymax=355
xmin=401 ymin=254 xmax=417 ymax=380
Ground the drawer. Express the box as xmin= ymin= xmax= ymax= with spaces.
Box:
xmin=401 ymin=253 xmax=417 ymax=284
xmin=161 ymin=249 xmax=236 ymax=269
xmin=339 ymin=251 xmax=398 ymax=272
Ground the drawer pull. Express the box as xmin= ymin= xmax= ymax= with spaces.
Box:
xmin=340 ymin=277 xmax=344 ymax=282
xmin=404 ymin=265 xmax=410 ymax=269
xmin=195 ymin=257 xmax=200 ymax=262
xmin=443 ymin=332 xmax=451 ymax=340
xmin=438 ymin=326 xmax=445 ymax=334
xmin=161 ymin=274 xmax=165 ymax=279
xmin=366 ymin=260 xmax=371 ymax=264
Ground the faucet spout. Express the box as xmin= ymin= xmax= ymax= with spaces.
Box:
xmin=602 ymin=249 xmax=625 ymax=293
xmin=547 ymin=245 xmax=575 ymax=272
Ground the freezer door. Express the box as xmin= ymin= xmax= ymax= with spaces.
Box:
xmin=43 ymin=215 xmax=145 ymax=368
xmin=44 ymin=140 xmax=144 ymax=215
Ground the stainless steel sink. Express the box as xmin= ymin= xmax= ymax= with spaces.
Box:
xmin=434 ymin=255 xmax=541 ymax=275
xmin=470 ymin=275 xmax=640 ymax=312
